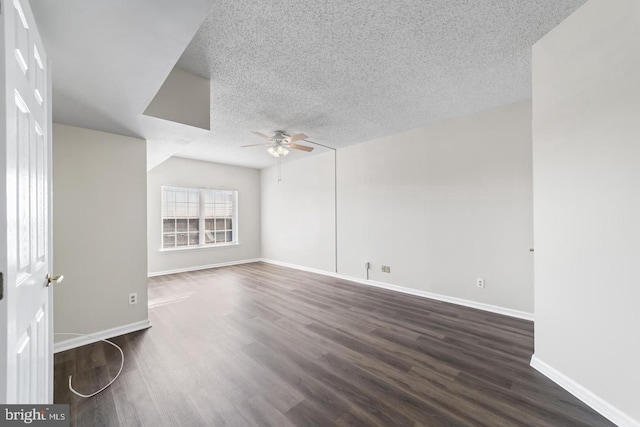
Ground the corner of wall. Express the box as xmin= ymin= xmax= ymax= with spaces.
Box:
xmin=530 ymin=355 xmax=640 ymax=427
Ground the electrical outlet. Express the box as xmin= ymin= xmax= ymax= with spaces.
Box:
xmin=381 ymin=265 xmax=391 ymax=273
xmin=476 ymin=278 xmax=484 ymax=288
xmin=364 ymin=261 xmax=370 ymax=269
xmin=129 ymin=293 xmax=138 ymax=305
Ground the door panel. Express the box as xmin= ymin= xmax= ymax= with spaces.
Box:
xmin=16 ymin=92 xmax=31 ymax=281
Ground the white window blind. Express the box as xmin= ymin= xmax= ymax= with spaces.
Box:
xmin=161 ymin=186 xmax=238 ymax=249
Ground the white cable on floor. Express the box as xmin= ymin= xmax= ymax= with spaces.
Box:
xmin=54 ymin=332 xmax=125 ymax=398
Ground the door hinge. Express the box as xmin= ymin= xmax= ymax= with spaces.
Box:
xmin=0 ymin=272 xmax=3 ymax=301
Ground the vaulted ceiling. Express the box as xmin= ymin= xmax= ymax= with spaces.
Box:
xmin=32 ymin=0 xmax=587 ymax=169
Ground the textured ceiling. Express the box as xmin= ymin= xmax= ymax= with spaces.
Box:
xmin=33 ymin=0 xmax=588 ymax=170
xmin=176 ymin=0 xmax=588 ymax=169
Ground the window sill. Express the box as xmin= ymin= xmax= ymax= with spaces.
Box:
xmin=158 ymin=243 xmax=240 ymax=253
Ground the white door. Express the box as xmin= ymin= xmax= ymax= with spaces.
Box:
xmin=0 ymin=0 xmax=54 ymax=403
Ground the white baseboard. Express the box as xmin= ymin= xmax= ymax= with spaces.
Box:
xmin=530 ymin=355 xmax=639 ymax=427
xmin=54 ymin=319 xmax=152 ymax=353
xmin=148 ymin=258 xmax=262 ymax=277
xmin=259 ymin=259 xmax=534 ymax=321
xmin=260 ymin=258 xmax=341 ymax=279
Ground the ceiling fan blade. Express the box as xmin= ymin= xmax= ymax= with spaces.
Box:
xmin=288 ymin=143 xmax=314 ymax=152
xmin=285 ymin=133 xmax=308 ymax=143
xmin=240 ymin=143 xmax=270 ymax=148
xmin=251 ymin=131 xmax=273 ymax=141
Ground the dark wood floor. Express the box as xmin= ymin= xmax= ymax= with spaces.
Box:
xmin=54 ymin=262 xmax=612 ymax=426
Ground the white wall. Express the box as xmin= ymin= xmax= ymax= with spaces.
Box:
xmin=261 ymin=102 xmax=534 ymax=314
xmin=261 ymin=152 xmax=336 ymax=272
xmin=338 ymin=101 xmax=533 ymax=313
xmin=532 ymin=0 xmax=640 ymax=424
xmin=147 ymin=157 xmax=261 ymax=274
xmin=143 ymin=67 xmax=210 ymax=130
xmin=53 ymin=124 xmax=148 ymax=340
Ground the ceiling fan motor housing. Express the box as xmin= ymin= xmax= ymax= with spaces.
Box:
xmin=273 ymin=131 xmax=286 ymax=143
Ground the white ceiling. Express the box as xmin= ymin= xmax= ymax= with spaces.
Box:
xmin=32 ymin=0 xmax=587 ymax=170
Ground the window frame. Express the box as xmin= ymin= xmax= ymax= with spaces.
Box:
xmin=160 ymin=185 xmax=239 ymax=252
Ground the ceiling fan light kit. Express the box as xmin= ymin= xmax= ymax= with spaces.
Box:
xmin=267 ymin=145 xmax=289 ymax=157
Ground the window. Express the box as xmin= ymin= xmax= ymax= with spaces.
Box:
xmin=161 ymin=186 xmax=237 ymax=249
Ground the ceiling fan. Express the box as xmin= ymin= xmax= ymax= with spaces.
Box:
xmin=241 ymin=131 xmax=314 ymax=157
